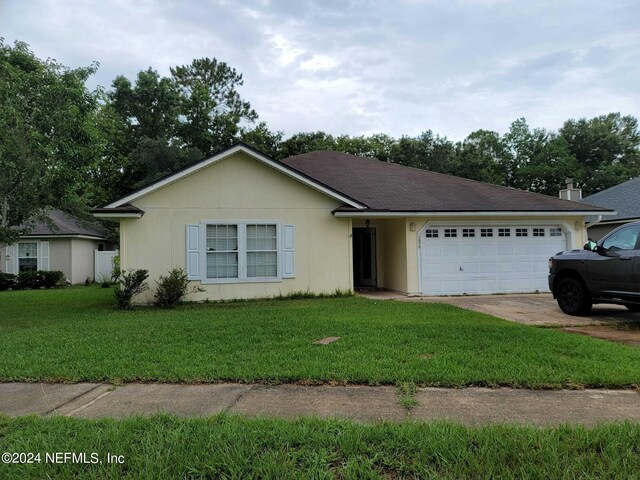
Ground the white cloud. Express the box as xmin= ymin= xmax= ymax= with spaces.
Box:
xmin=1 ymin=0 xmax=638 ymax=141
xmin=299 ymin=54 xmax=338 ymax=72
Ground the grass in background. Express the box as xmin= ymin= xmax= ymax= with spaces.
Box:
xmin=1 ymin=415 xmax=639 ymax=479
xmin=1 ymin=286 xmax=640 ymax=388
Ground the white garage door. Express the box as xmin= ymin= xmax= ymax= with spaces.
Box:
xmin=420 ymin=225 xmax=567 ymax=295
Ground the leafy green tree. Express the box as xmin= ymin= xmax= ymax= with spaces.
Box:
xmin=109 ymin=68 xmax=180 ymax=146
xmin=389 ymin=131 xmax=456 ymax=174
xmin=453 ymin=130 xmax=506 ymax=185
xmin=0 ymin=39 xmax=100 ymax=244
xmin=277 ymin=131 xmax=337 ymax=159
xmin=559 ymin=113 xmax=640 ymax=195
xmin=502 ymin=118 xmax=579 ymax=195
xmin=240 ymin=122 xmax=283 ymax=159
xmin=335 ymin=134 xmax=396 ymax=163
xmin=171 ymin=58 xmax=257 ymax=156
xmin=102 ymin=68 xmax=186 ymax=197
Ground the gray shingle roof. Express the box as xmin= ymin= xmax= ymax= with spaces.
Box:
xmin=282 ymin=151 xmax=611 ymax=213
xmin=581 ymin=177 xmax=640 ymax=223
xmin=23 ymin=209 xmax=110 ymax=238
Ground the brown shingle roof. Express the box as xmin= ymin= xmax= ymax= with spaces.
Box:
xmin=282 ymin=151 xmax=611 ymax=213
xmin=23 ymin=209 xmax=110 ymax=238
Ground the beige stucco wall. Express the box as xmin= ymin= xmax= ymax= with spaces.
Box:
xmin=403 ymin=215 xmax=587 ymax=295
xmin=376 ymin=218 xmax=408 ymax=293
xmin=70 ymin=238 xmax=99 ymax=284
xmin=49 ymin=238 xmax=72 ymax=280
xmin=120 ymin=151 xmax=352 ymax=303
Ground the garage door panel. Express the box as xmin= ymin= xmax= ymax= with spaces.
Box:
xmin=495 ymin=261 xmax=513 ymax=273
xmin=479 ymin=244 xmax=497 ymax=255
xmin=480 ymin=262 xmax=496 ymax=273
xmin=421 ymin=224 xmax=567 ymax=295
xmin=461 ymin=245 xmax=478 ymax=256
xmin=460 ymin=262 xmax=478 ymax=273
xmin=442 ymin=245 xmax=460 ymax=256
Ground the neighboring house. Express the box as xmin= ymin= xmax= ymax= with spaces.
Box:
xmin=92 ymin=144 xmax=610 ymax=302
xmin=580 ymin=177 xmax=640 ymax=241
xmin=1 ymin=209 xmax=113 ymax=284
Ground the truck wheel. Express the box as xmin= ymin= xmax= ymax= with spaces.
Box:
xmin=626 ymin=304 xmax=640 ymax=312
xmin=556 ymin=278 xmax=592 ymax=316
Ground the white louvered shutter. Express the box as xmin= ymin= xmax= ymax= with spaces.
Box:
xmin=281 ymin=225 xmax=295 ymax=278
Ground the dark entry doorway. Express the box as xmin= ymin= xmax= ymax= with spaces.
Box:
xmin=353 ymin=227 xmax=377 ymax=287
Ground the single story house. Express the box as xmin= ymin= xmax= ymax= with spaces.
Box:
xmin=1 ymin=209 xmax=113 ymax=284
xmin=580 ymin=177 xmax=640 ymax=240
xmin=92 ymin=143 xmax=610 ymax=302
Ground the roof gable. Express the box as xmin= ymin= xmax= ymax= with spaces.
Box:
xmin=282 ymin=151 xmax=612 ymax=214
xmin=103 ymin=144 xmax=366 ymax=210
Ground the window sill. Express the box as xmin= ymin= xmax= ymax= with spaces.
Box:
xmin=198 ymin=277 xmax=284 ymax=285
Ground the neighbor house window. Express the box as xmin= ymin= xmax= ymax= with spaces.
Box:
xmin=516 ymin=228 xmax=528 ymax=237
xmin=550 ymin=227 xmax=562 ymax=237
xmin=533 ymin=228 xmax=545 ymax=237
xmin=498 ymin=228 xmax=511 ymax=237
xmin=206 ymin=225 xmax=239 ymax=279
xmin=425 ymin=229 xmax=438 ymax=238
xmin=18 ymin=242 xmax=38 ymax=272
xmin=480 ymin=228 xmax=493 ymax=237
xmin=444 ymin=228 xmax=457 ymax=238
xmin=462 ymin=228 xmax=475 ymax=238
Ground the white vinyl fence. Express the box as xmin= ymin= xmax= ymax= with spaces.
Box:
xmin=94 ymin=250 xmax=118 ymax=282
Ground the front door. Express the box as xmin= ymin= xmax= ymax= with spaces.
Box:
xmin=353 ymin=227 xmax=377 ymax=287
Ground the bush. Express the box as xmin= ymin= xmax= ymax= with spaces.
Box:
xmin=0 ymin=273 xmax=16 ymax=291
xmin=154 ymin=267 xmax=204 ymax=308
xmin=111 ymin=255 xmax=121 ymax=283
xmin=98 ymin=274 xmax=112 ymax=288
xmin=114 ymin=269 xmax=149 ymax=310
xmin=14 ymin=271 xmax=65 ymax=290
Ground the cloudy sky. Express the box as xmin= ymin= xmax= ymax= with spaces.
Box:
xmin=2 ymin=0 xmax=639 ymax=140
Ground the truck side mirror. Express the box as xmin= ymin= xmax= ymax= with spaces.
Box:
xmin=583 ymin=241 xmax=597 ymax=251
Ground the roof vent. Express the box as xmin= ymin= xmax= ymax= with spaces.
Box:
xmin=559 ymin=177 xmax=582 ymax=201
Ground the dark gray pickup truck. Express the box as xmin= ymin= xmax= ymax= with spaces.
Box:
xmin=548 ymin=221 xmax=640 ymax=315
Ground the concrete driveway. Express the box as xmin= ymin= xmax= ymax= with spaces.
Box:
xmin=359 ymin=291 xmax=640 ymax=346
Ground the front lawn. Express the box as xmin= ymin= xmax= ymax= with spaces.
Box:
xmin=1 ymin=286 xmax=640 ymax=388
xmin=1 ymin=415 xmax=639 ymax=479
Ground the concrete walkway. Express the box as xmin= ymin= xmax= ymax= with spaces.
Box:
xmin=2 ymin=382 xmax=639 ymax=426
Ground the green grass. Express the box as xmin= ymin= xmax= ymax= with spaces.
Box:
xmin=1 ymin=286 xmax=640 ymax=388
xmin=1 ymin=415 xmax=639 ymax=479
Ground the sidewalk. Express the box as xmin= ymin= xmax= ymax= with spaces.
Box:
xmin=2 ymin=382 xmax=639 ymax=426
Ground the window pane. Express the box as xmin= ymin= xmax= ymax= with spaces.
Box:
xmin=206 ymin=225 xmax=237 ymax=251
xmin=602 ymin=227 xmax=640 ymax=251
xmin=247 ymin=224 xmax=277 ymax=251
xmin=19 ymin=258 xmax=38 ymax=272
xmin=247 ymin=251 xmax=277 ymax=277
xmin=206 ymin=252 xmax=238 ymax=278
xmin=18 ymin=242 xmax=38 ymax=258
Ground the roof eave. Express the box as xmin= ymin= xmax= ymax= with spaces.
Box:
xmin=92 ymin=212 xmax=144 ymax=219
xmin=333 ymin=210 xmax=617 ymax=218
